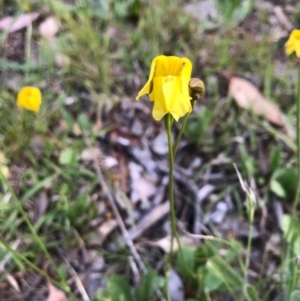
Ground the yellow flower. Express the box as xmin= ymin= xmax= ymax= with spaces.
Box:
xmin=136 ymin=55 xmax=193 ymax=121
xmin=285 ymin=29 xmax=300 ymax=57
xmin=17 ymin=86 xmax=42 ymax=112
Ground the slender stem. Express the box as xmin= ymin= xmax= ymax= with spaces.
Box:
xmin=165 ymin=269 xmax=171 ymax=301
xmin=164 ymin=114 xmax=182 ymax=257
xmin=165 ymin=114 xmax=176 ymax=256
xmin=173 ymin=112 xmax=190 ymax=156
xmin=293 ymin=64 xmax=300 ymax=214
xmin=244 ymin=199 xmax=254 ymax=284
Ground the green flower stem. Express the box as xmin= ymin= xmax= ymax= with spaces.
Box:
xmin=164 ymin=114 xmax=182 ymax=257
xmin=293 ymin=64 xmax=300 ymax=214
xmin=173 ymin=112 xmax=190 ymax=156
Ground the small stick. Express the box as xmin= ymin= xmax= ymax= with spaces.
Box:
xmin=83 ymin=132 xmax=166 ymax=301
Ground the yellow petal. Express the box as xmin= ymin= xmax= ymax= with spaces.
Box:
xmin=179 ymin=58 xmax=193 ymax=98
xmin=285 ymin=29 xmax=300 ymax=56
xmin=290 ymin=29 xmax=300 ymax=41
xmin=168 ymin=77 xmax=192 ymax=121
xmin=17 ymin=86 xmax=42 ymax=112
xmin=162 ymin=76 xmax=178 ymax=110
xmin=136 ymin=58 xmax=157 ymax=101
xmin=154 ymin=56 xmax=187 ymax=77
xmin=285 ymin=44 xmax=295 ymax=56
xmin=155 ymin=55 xmax=171 ymax=77
xmin=150 ymin=76 xmax=192 ymax=121
xmin=295 ymin=41 xmax=300 ymax=57
xmin=150 ymin=76 xmax=168 ymax=120
xmin=167 ymin=56 xmax=184 ymax=75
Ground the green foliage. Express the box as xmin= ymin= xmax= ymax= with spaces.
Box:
xmin=176 ymin=246 xmax=195 ymax=281
xmin=185 ymin=107 xmax=213 ymax=144
xmin=291 ymin=291 xmax=300 ymax=301
xmin=134 ymin=269 xmax=159 ymax=301
xmin=212 ymin=0 xmax=254 ymax=28
xmin=281 ymin=214 xmax=300 ymax=255
xmin=244 ymin=285 xmax=260 ymax=301
xmin=175 ymin=241 xmax=245 ymax=297
xmin=107 ymin=276 xmax=132 ymax=301
xmin=206 ymin=256 xmax=243 ymax=291
xmin=272 ymin=168 xmax=298 ymax=202
xmin=59 ymin=147 xmax=78 ymax=166
xmin=95 ymin=269 xmax=160 ymax=301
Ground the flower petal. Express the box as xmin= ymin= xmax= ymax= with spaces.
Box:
xmin=154 ymin=55 xmax=171 ymax=77
xmin=150 ymin=76 xmax=168 ymax=120
xmin=285 ymin=44 xmax=294 ymax=56
xmin=17 ymin=86 xmax=42 ymax=112
xmin=136 ymin=57 xmax=157 ymax=101
xmin=168 ymin=77 xmax=192 ymax=121
xmin=296 ymin=41 xmax=300 ymax=57
xmin=179 ymin=57 xmax=193 ymax=100
xmin=290 ymin=29 xmax=300 ymax=40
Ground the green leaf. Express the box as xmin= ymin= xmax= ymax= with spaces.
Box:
xmin=77 ymin=113 xmax=91 ymax=131
xmin=206 ymin=256 xmax=243 ymax=291
xmin=202 ymin=268 xmax=223 ymax=292
xmin=281 ymin=214 xmax=300 ymax=254
xmin=194 ymin=242 xmax=216 ymax=268
xmin=135 ymin=269 xmax=158 ymax=301
xmin=107 ymin=276 xmax=131 ymax=301
xmin=273 ymin=168 xmax=297 ymax=202
xmin=270 ymin=179 xmax=286 ymax=198
xmin=291 ymin=290 xmax=300 ymax=301
xmin=176 ymin=246 xmax=195 ymax=280
xmin=20 ymin=176 xmax=54 ymax=203
xmin=269 ymin=148 xmax=282 ymax=173
xmin=59 ymin=148 xmax=77 ymax=165
xmin=244 ymin=285 xmax=260 ymax=301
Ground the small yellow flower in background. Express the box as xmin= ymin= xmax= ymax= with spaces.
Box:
xmin=23 ymin=0 xmax=31 ymax=12
xmin=285 ymin=29 xmax=300 ymax=57
xmin=17 ymin=86 xmax=42 ymax=112
xmin=136 ymin=55 xmax=193 ymax=121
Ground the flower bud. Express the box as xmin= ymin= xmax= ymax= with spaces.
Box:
xmin=189 ymin=78 xmax=205 ymax=101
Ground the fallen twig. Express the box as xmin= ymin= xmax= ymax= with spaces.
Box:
xmin=83 ymin=131 xmax=167 ymax=301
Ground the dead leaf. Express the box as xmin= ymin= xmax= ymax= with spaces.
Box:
xmin=47 ymin=282 xmax=67 ymax=301
xmin=128 ymin=202 xmax=170 ymax=241
xmin=97 ymin=219 xmax=118 ymax=244
xmin=33 ymin=191 xmax=49 ymax=223
xmin=81 ymin=147 xmax=101 ymax=161
xmin=129 ymin=161 xmax=157 ymax=208
xmin=0 ymin=12 xmax=39 ymax=33
xmin=229 ymin=77 xmax=284 ymax=126
xmin=153 ymin=235 xmax=198 ymax=253
xmin=39 ymin=16 xmax=60 ymax=41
